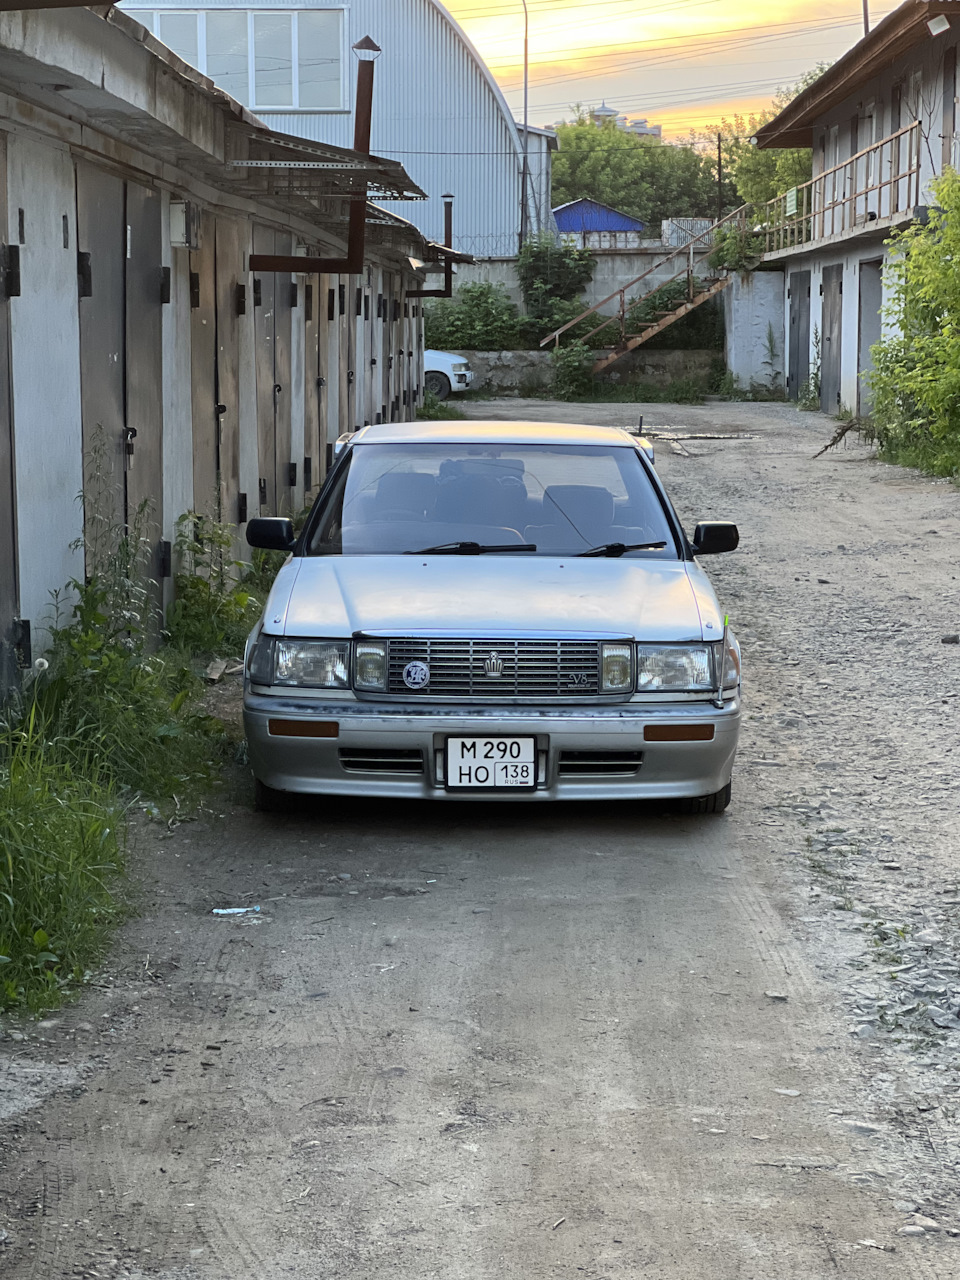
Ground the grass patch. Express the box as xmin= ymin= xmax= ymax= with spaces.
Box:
xmin=416 ymin=389 xmax=467 ymax=420
xmin=0 ymin=470 xmax=234 ymax=1014
xmin=0 ymin=700 xmax=127 ymax=1013
xmin=552 ymin=375 xmax=708 ymax=405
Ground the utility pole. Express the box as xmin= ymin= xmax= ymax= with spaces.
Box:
xmin=862 ymin=0 xmax=870 ymax=37
xmin=717 ymin=132 xmax=723 ymax=222
xmin=519 ymin=0 xmax=530 ymax=250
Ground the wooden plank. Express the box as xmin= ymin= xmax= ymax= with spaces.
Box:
xmin=253 ymin=225 xmax=277 ymax=514
xmin=0 ymin=134 xmax=17 ymax=691
xmin=273 ymin=233 xmax=293 ymax=514
xmin=76 ymin=160 xmax=125 ymax=560
xmin=190 ymin=211 xmax=218 ymax=518
xmin=215 ymin=217 xmax=243 ymax=525
xmin=124 ymin=179 xmax=164 ymax=628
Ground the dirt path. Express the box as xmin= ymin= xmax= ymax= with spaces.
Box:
xmin=2 ymin=400 xmax=959 ymax=1279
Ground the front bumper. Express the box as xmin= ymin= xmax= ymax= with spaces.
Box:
xmin=244 ymin=690 xmax=740 ymax=801
xmin=452 ymin=369 xmax=474 ymax=391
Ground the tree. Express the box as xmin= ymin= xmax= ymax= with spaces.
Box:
xmin=551 ymin=111 xmax=716 ymax=227
xmin=690 ymin=64 xmax=832 ymax=212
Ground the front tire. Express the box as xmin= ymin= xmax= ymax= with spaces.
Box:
xmin=677 ymin=781 xmax=732 ymax=815
xmin=424 ymin=371 xmax=451 ymax=400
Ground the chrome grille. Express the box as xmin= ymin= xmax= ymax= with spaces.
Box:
xmin=339 ymin=748 xmax=424 ymax=774
xmin=385 ymin=638 xmax=601 ymax=698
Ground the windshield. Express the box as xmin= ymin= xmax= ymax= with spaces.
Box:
xmin=304 ymin=442 xmax=679 ymax=558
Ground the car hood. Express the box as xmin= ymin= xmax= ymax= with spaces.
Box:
xmin=263 ymin=556 xmax=721 ymax=642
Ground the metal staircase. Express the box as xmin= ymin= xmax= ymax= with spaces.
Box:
xmin=539 ymin=205 xmax=753 ymax=373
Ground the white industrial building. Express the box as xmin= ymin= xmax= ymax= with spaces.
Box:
xmin=120 ymin=0 xmax=553 ymax=257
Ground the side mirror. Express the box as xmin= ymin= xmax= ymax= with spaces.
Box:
xmin=691 ymin=521 xmax=739 ymax=555
xmin=246 ymin=517 xmax=295 ymax=552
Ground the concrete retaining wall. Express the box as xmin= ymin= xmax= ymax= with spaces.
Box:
xmin=455 ymin=348 xmax=718 ymax=396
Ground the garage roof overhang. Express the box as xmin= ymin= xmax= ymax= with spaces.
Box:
xmin=0 ymin=6 xmax=426 ymax=258
xmin=755 ymin=0 xmax=959 ymax=149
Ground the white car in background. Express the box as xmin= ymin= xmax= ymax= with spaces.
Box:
xmin=424 ymin=349 xmax=474 ymax=400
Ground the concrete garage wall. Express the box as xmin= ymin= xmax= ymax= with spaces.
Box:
xmin=457 ymin=244 xmax=714 ymax=318
xmin=723 ymin=272 xmax=785 ymax=394
xmin=455 ymin=348 xmax=718 ymax=396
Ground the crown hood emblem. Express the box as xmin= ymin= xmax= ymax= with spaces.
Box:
xmin=484 ymin=650 xmax=504 ymax=678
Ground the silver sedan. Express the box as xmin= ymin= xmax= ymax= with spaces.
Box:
xmin=244 ymin=421 xmax=741 ymax=810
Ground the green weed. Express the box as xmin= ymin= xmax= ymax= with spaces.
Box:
xmin=0 ymin=697 xmax=127 ymax=1013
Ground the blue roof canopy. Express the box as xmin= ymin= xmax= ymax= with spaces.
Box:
xmin=552 ymin=198 xmax=645 ymax=233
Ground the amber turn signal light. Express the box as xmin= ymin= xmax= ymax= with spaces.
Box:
xmin=643 ymin=724 xmax=715 ymax=742
xmin=267 ymin=719 xmax=339 ymax=738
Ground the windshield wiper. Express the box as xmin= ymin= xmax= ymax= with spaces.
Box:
xmin=406 ymin=541 xmax=538 ymax=555
xmin=576 ymin=540 xmax=668 ymax=558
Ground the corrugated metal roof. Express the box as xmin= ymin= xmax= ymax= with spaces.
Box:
xmin=553 ymin=199 xmax=645 ymax=233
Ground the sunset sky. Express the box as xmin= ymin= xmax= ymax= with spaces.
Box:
xmin=444 ymin=0 xmax=900 ymax=137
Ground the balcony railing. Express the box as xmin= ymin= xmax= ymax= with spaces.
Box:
xmin=763 ymin=121 xmax=922 ymax=253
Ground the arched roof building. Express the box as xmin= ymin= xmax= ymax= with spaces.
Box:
xmin=121 ymin=0 xmax=552 ymax=257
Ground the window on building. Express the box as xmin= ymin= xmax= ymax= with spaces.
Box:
xmin=157 ymin=11 xmax=199 ymax=68
xmin=142 ymin=9 xmax=345 ymax=111
xmin=206 ymin=11 xmax=249 ymax=104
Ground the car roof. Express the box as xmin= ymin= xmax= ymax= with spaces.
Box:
xmin=349 ymin=421 xmax=639 ymax=447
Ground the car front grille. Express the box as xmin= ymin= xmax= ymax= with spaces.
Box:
xmin=557 ymin=750 xmax=643 ymax=776
xmin=339 ymin=748 xmax=424 ymax=774
xmin=385 ymin=638 xmax=602 ymax=698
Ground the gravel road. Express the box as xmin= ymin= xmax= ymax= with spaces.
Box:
xmin=2 ymin=399 xmax=959 ymax=1279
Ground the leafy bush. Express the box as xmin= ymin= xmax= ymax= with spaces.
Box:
xmin=866 ymin=171 xmax=960 ymax=476
xmin=707 ymin=225 xmax=764 ymax=271
xmin=38 ymin=571 xmax=217 ymax=804
xmin=164 ymin=512 xmax=262 ymax=658
xmin=517 ymin=232 xmax=595 ymax=313
xmin=551 ymin=340 xmax=594 ymax=399
xmin=424 ymin=283 xmax=522 ymax=351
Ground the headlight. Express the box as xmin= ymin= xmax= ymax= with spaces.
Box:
xmin=636 ymin=644 xmax=714 ymax=692
xmin=276 ymin=640 xmax=349 ymax=687
xmin=601 ymin=642 xmax=633 ymax=692
xmin=248 ymin=636 xmax=350 ymax=688
xmin=452 ymin=361 xmax=470 ymax=372
xmin=355 ymin=641 xmax=387 ymax=691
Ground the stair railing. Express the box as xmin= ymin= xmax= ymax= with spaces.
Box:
xmin=539 ymin=203 xmax=754 ymax=351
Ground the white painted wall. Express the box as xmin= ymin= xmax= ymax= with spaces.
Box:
xmin=7 ymin=134 xmax=84 ymax=640
xmin=723 ymin=272 xmax=785 ymax=392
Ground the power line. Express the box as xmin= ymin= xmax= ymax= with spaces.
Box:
xmin=454 ymin=0 xmax=732 ymax=44
xmin=487 ymin=11 xmax=891 ymax=69
xmin=495 ymin=14 xmax=886 ymax=90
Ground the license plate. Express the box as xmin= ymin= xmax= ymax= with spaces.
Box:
xmin=445 ymin=736 xmax=537 ymax=789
